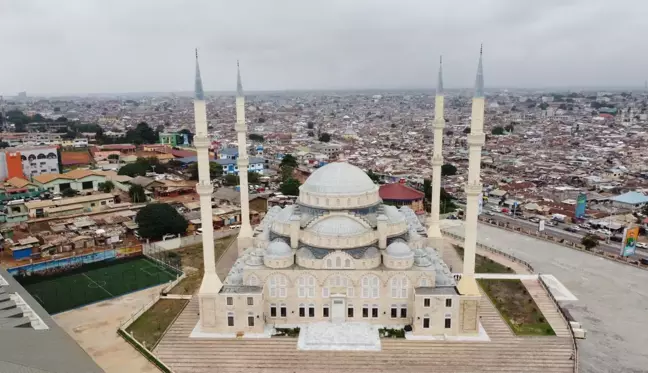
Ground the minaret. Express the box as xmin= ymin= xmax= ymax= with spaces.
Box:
xmin=457 ymin=46 xmax=485 ymax=297
xmin=235 ymin=61 xmax=254 ymax=254
xmin=427 ymin=56 xmax=445 ymax=249
xmin=194 ymin=49 xmax=222 ymax=327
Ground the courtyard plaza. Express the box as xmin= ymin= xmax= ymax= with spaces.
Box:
xmin=441 ymin=219 xmax=648 ymax=373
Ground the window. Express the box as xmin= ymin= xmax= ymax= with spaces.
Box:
xmin=308 ymin=304 xmax=315 ymax=317
xmin=268 ymin=274 xmax=288 ymax=298
xmin=247 ymin=274 xmax=260 ymax=286
xmin=299 ymin=304 xmax=306 ymax=317
xmin=101 ymin=201 xmax=106 ymax=205
xmin=423 ymin=317 xmax=430 ymax=328
xmin=248 ymin=315 xmax=255 ymax=327
xmin=445 ymin=298 xmax=452 ymax=308
xmin=227 ymin=312 xmax=234 ymax=326
xmin=227 ymin=297 xmax=233 ymax=305
xmin=323 ymin=305 xmax=329 ymax=318
xmin=419 ymin=277 xmax=429 ymax=287
xmin=322 ymin=287 xmax=330 ymax=298
xmin=372 ymin=305 xmax=379 ymax=318
xmin=424 ymin=298 xmax=431 ymax=307
xmin=81 ymin=181 xmax=93 ymax=190
xmin=347 ymin=305 xmax=354 ymax=318
xmin=362 ymin=305 xmax=369 ymax=318
xmin=390 ymin=276 xmax=409 ymax=299
xmin=445 ymin=317 xmax=452 ymax=329
xmin=298 ymin=275 xmax=316 ymax=298
xmin=270 ymin=304 xmax=277 ymax=317
xmin=390 ymin=305 xmax=398 ymax=318
xmin=327 ymin=275 xmax=354 ymax=297
xmin=247 ymin=297 xmax=254 ymax=306
xmin=361 ymin=275 xmax=379 ymax=298
xmin=400 ymin=305 xmax=407 ymax=318
xmin=91 ymin=203 xmax=96 ymax=207
xmin=344 ymin=258 xmax=351 ymax=268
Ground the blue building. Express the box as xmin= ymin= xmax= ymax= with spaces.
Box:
xmin=215 ymin=157 xmax=265 ymax=175
xmin=219 ymin=148 xmax=239 ymax=160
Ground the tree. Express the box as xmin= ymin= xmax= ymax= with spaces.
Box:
xmin=581 ymin=234 xmax=599 ymax=250
xmin=249 ymin=133 xmax=264 ymax=142
xmin=0 ymin=142 xmax=9 ymax=148
xmin=61 ymin=188 xmax=78 ymax=197
xmin=224 ymin=174 xmax=239 ymax=186
xmin=135 ymin=203 xmax=188 ymax=240
xmin=491 ymin=126 xmax=505 ymax=135
xmin=539 ymin=102 xmax=549 ymax=110
xmin=118 ymin=163 xmax=149 ymax=177
xmin=188 ymin=162 xmax=221 ymax=180
xmin=129 ymin=184 xmax=147 ymax=203
xmin=463 ymin=127 xmax=471 ymax=134
xmin=98 ymin=181 xmax=115 ymax=193
xmin=390 ymin=123 xmax=397 ymax=128
xmin=248 ymin=171 xmax=260 ymax=184
xmin=55 ymin=116 xmax=68 ymax=123
xmin=441 ymin=164 xmax=457 ymax=176
xmin=125 ymin=122 xmax=157 ymax=145
xmin=281 ymin=166 xmax=294 ymax=182
xmin=366 ymin=169 xmax=380 ymax=183
xmin=280 ymin=178 xmax=301 ymax=196
xmin=504 ymin=123 xmax=515 ymax=133
xmin=280 ymin=154 xmax=298 ymax=168
xmin=319 ymin=132 xmax=331 ymax=142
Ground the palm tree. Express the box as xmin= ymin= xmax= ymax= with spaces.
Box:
xmin=129 ymin=184 xmax=147 ymax=203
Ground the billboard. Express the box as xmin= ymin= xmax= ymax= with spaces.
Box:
xmin=620 ymin=226 xmax=639 ymax=257
xmin=575 ymin=193 xmax=587 ymax=218
xmin=539 ymin=220 xmax=545 ymax=232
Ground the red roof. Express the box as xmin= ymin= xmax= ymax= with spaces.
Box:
xmin=61 ymin=151 xmax=92 ymax=166
xmin=171 ymin=149 xmax=197 ymax=158
xmin=379 ymin=183 xmax=424 ymax=201
xmin=101 ymin=144 xmax=136 ymax=150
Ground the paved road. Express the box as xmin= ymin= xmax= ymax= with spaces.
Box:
xmin=442 ymin=220 xmax=648 ymax=373
xmin=481 ymin=212 xmax=648 ymax=260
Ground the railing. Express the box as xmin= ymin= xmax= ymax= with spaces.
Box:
xmin=538 ymin=274 xmax=578 ymax=373
xmin=441 ymin=229 xmax=535 ymax=273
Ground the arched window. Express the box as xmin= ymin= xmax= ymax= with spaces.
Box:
xmin=28 ymin=154 xmax=36 ymax=161
xmin=37 ymin=153 xmax=46 ymax=159
xmin=418 ymin=277 xmax=429 ymax=287
xmin=247 ymin=274 xmax=260 ymax=286
xmin=344 ymin=258 xmax=351 ymax=268
xmin=336 ymin=199 xmax=340 ymax=206
xmin=47 ymin=152 xmax=57 ymax=159
xmin=390 ymin=276 xmax=409 ymax=299
xmin=361 ymin=275 xmax=380 ymax=298
xmin=326 ymin=259 xmax=332 ymax=267
xmin=328 ymin=275 xmax=354 ymax=297
xmin=21 ymin=155 xmax=26 ymax=161
xmin=267 ymin=274 xmax=288 ymax=298
xmin=297 ymin=274 xmax=316 ymax=298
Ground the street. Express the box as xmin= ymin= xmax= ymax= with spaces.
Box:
xmin=480 ymin=212 xmax=648 ymax=260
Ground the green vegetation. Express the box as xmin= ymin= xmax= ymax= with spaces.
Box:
xmin=378 ymin=327 xmax=405 ymax=338
xmin=98 ymin=180 xmax=115 ymax=193
xmin=129 ymin=184 xmax=147 ymax=203
xmin=274 ymin=327 xmax=301 ymax=337
xmin=280 ymin=178 xmax=301 ymax=196
xmin=280 ymin=154 xmax=298 ymax=168
xmin=478 ymin=279 xmax=555 ymax=336
xmin=126 ymin=122 xmax=157 ymax=145
xmin=491 ymin=126 xmax=505 ymax=135
xmin=135 ymin=203 xmax=188 ymax=240
xmin=125 ymin=299 xmax=189 ymax=349
xmin=188 ymin=161 xmax=221 ymax=180
xmin=169 ymin=236 xmax=236 ymax=295
xmin=61 ymin=188 xmax=78 ymax=197
xmin=581 ymin=234 xmax=599 ymax=250
xmin=248 ymin=133 xmax=264 ymax=142
xmin=318 ymin=132 xmax=331 ymax=142
xmin=423 ymin=179 xmax=456 ymax=214
xmin=441 ymin=163 xmax=457 ymax=176
xmin=366 ymin=169 xmax=380 ymax=183
xmin=117 ymin=329 xmax=172 ymax=372
xmin=453 ymin=245 xmax=514 ymax=274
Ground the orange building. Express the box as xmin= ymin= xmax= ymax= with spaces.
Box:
xmin=5 ymin=151 xmax=25 ymax=179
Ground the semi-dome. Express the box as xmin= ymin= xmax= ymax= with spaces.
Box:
xmin=386 ymin=240 xmax=413 ymax=257
xmin=301 ymin=162 xmax=377 ymax=195
xmin=266 ymin=239 xmax=292 ymax=257
xmin=308 ymin=215 xmax=368 ymax=236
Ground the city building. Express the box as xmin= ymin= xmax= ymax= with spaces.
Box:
xmin=159 ymin=132 xmax=189 ymax=147
xmin=0 ymin=146 xmax=60 ymax=180
xmin=379 ymin=182 xmax=425 ymax=214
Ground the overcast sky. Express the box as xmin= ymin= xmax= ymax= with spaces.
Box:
xmin=1 ymin=0 xmax=646 ymax=95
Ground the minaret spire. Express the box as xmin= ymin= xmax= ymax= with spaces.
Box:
xmin=427 ymin=54 xmax=446 ymax=246
xmin=236 ymin=60 xmax=243 ymax=96
xmin=195 ymin=48 xmax=205 ymax=100
xmin=475 ymin=44 xmax=484 ymax=98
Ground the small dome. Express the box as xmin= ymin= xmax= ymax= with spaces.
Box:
xmin=386 ymin=240 xmax=413 ymax=257
xmin=309 ymin=215 xmax=368 ymax=236
xmin=301 ymin=162 xmax=377 ymax=195
xmin=266 ymin=239 xmax=292 ymax=257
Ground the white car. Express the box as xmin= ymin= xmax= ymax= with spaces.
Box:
xmin=636 ymin=242 xmax=648 ymax=249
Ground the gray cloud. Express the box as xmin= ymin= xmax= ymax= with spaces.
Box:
xmin=0 ymin=0 xmax=646 ymax=95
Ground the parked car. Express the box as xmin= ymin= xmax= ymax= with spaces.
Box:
xmin=564 ymin=227 xmax=578 ymax=233
xmin=485 ymin=211 xmax=494 ymax=216
xmin=529 ymin=217 xmax=540 ymax=223
xmin=636 ymin=242 xmax=648 ymax=249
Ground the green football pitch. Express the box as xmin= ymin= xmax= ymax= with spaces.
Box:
xmin=18 ymin=257 xmax=180 ymax=314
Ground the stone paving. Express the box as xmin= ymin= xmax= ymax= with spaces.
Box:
xmin=442 ymin=220 xmax=648 ymax=373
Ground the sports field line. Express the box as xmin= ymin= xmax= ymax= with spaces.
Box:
xmin=142 ymin=258 xmax=180 ymax=278
xmin=82 ymin=273 xmax=114 ymax=298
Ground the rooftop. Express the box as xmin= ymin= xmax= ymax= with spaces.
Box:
xmin=379 ymin=183 xmax=424 ymax=201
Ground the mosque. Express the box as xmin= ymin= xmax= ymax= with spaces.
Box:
xmin=193 ymin=49 xmax=487 ymax=340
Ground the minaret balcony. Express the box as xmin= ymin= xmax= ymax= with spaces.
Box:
xmin=195 ymin=182 xmax=214 ymax=196
xmin=432 ymin=118 xmax=446 ymax=129
xmin=464 ymin=182 xmax=483 ymax=196
xmin=431 ymin=155 xmax=443 ymax=167
xmin=235 ymin=123 xmax=247 ymax=132
xmin=194 ymin=135 xmax=211 ymax=149
xmin=467 ymin=133 xmax=485 ymax=146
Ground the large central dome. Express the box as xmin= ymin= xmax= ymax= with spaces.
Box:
xmin=298 ymin=162 xmax=381 ymax=210
xmin=301 ymin=162 xmax=376 ymax=195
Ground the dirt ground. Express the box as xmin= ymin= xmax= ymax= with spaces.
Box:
xmin=54 ymin=285 xmax=164 ymax=373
